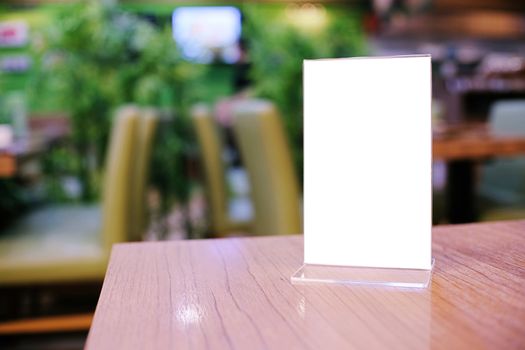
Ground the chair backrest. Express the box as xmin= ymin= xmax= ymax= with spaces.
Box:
xmin=191 ymin=104 xmax=230 ymax=234
xmin=101 ymin=106 xmax=139 ymax=250
xmin=129 ymin=108 xmax=159 ymax=241
xmin=232 ymin=99 xmax=301 ymax=235
xmin=490 ymin=100 xmax=525 ymax=136
xmin=480 ymin=100 xmax=525 ymax=205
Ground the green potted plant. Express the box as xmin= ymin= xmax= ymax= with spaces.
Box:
xmin=243 ymin=4 xmax=367 ymax=184
xmin=30 ymin=0 xmax=204 ymax=236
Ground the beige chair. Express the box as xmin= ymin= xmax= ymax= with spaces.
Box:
xmin=232 ymin=99 xmax=301 ymax=235
xmin=0 ymin=106 xmax=157 ymax=285
xmin=191 ymin=104 xmax=252 ymax=236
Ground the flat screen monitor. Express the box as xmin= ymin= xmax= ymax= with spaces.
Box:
xmin=172 ymin=6 xmax=242 ymax=64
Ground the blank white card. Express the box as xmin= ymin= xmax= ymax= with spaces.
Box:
xmin=303 ymin=55 xmax=432 ymax=270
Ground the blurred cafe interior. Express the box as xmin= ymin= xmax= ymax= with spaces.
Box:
xmin=0 ymin=0 xmax=524 ymax=348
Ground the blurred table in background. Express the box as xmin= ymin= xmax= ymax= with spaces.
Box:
xmin=0 ymin=115 xmax=70 ymax=178
xmin=0 ymin=136 xmax=46 ymax=178
xmin=433 ymin=122 xmax=525 ymax=223
xmin=86 ymin=220 xmax=525 ymax=350
xmin=433 ymin=122 xmax=525 ymax=160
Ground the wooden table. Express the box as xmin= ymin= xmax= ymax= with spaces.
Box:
xmin=432 ymin=125 xmax=525 ymax=223
xmin=0 ymin=137 xmax=46 ymax=178
xmin=87 ymin=220 xmax=525 ymax=350
xmin=0 ymin=115 xmax=71 ymax=178
xmin=433 ymin=124 xmax=525 ymax=161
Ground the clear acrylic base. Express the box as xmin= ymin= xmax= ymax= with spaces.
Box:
xmin=291 ymin=259 xmax=435 ymax=289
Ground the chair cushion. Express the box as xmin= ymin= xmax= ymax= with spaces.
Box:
xmin=482 ymin=207 xmax=525 ymax=222
xmin=0 ymin=205 xmax=108 ymax=285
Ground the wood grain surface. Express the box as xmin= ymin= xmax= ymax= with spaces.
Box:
xmin=86 ymin=220 xmax=525 ymax=350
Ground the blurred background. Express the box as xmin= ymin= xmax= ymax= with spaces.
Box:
xmin=0 ymin=0 xmax=524 ymax=348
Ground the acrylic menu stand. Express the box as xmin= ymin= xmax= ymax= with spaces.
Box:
xmin=291 ymin=260 xmax=434 ymax=288
xmin=293 ymin=55 xmax=434 ymax=289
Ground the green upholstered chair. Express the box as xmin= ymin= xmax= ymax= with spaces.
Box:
xmin=0 ymin=105 xmax=157 ymax=285
xmin=231 ymin=99 xmax=301 ymax=235
xmin=191 ymin=104 xmax=252 ymax=236
xmin=479 ymin=100 xmax=525 ymax=221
